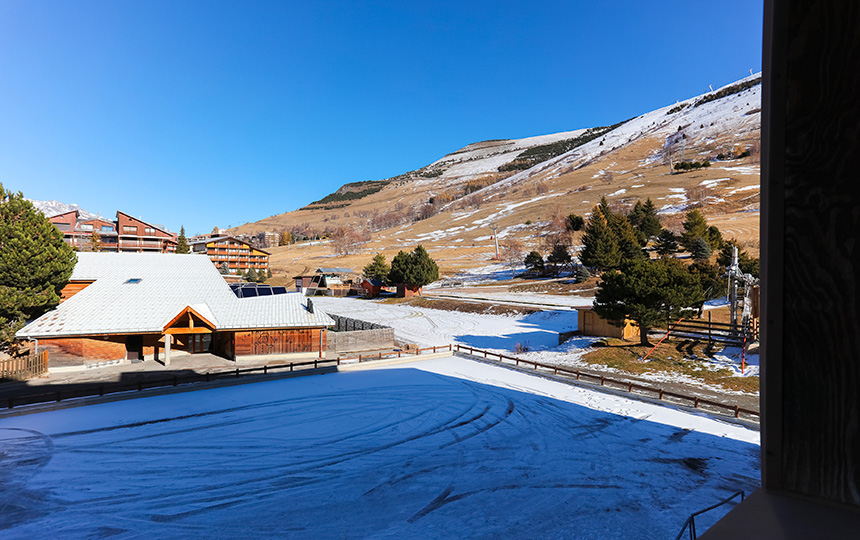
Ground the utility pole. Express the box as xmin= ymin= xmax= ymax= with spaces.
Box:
xmin=489 ymin=223 xmax=500 ymax=260
xmin=728 ymin=246 xmax=739 ymax=332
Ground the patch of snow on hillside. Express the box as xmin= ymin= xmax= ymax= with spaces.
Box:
xmin=609 ymin=188 xmax=626 ymax=197
xmin=718 ymin=165 xmax=760 ymax=175
xmin=471 ymin=193 xmax=562 ymax=226
xmin=700 ymin=178 xmax=731 ymax=188
xmin=728 ymin=185 xmax=760 ymax=195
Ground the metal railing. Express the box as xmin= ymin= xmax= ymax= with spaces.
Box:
xmin=674 ymin=491 xmax=745 ymax=539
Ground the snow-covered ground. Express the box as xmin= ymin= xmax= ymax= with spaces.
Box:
xmin=314 ymin=296 xmax=577 ymax=350
xmin=0 ymin=357 xmax=760 ymax=539
xmin=315 ymin=289 xmax=759 ymax=391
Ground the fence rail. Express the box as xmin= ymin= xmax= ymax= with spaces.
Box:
xmin=0 ymin=350 xmax=48 ymax=381
xmin=454 ymin=345 xmax=759 ymax=423
xmin=675 ymin=491 xmax=745 ymax=539
xmin=668 ymin=313 xmax=758 ymax=346
xmin=3 ymin=345 xmax=452 ymax=410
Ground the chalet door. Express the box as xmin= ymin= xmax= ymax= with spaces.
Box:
xmin=126 ymin=335 xmax=143 ymax=362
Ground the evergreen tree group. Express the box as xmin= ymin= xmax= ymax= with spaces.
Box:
xmin=0 ymin=184 xmax=77 ymax=352
xmin=580 ymin=197 xmax=648 ymax=271
xmin=593 ymin=258 xmax=705 ymax=346
xmin=386 ymin=245 xmax=439 ymax=289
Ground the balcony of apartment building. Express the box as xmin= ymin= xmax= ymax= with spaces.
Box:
xmin=118 ymin=238 xmax=166 ymax=251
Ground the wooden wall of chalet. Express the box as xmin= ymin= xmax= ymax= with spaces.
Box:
xmin=763 ymin=0 xmax=860 ymax=507
xmin=233 ymin=328 xmax=326 ymax=357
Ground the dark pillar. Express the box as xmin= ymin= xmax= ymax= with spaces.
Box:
xmin=762 ymin=0 xmax=860 ymax=507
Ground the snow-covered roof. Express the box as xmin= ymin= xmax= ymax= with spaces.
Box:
xmin=317 ymin=267 xmax=354 ymax=274
xmin=17 ymin=252 xmax=334 ymax=338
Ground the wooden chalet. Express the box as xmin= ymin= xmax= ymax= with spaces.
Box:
xmin=18 ymin=253 xmax=335 ymax=366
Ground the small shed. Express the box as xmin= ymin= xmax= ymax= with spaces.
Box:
xmin=361 ymin=278 xmax=384 ymax=298
xmin=576 ymin=307 xmax=639 ymax=341
xmin=294 ymin=275 xmax=315 ymax=294
xmin=396 ymin=284 xmax=422 ymax=298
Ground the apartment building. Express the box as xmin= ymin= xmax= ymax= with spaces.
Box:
xmin=189 ymin=234 xmax=269 ymax=274
xmin=49 ymin=210 xmax=177 ymax=252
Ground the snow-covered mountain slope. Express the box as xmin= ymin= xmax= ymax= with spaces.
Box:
xmin=28 ymin=199 xmax=102 ymax=220
xmin=479 ymin=74 xmax=761 ymax=196
xmin=417 ymin=129 xmax=588 ymax=187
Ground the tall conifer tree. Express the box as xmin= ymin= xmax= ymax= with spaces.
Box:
xmin=0 ymin=184 xmax=77 ymax=351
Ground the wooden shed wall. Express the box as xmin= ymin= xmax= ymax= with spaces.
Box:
xmin=577 ymin=309 xmax=639 ymax=340
xmin=233 ymin=328 xmax=325 ymax=356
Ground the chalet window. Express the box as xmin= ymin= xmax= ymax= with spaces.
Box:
xmin=100 ymin=226 xmax=113 ymax=232
xmin=144 ymin=227 xmax=155 ymax=235
xmin=55 ymin=223 xmax=70 ymax=231
xmin=123 ymin=226 xmax=137 ymax=233
xmin=80 ymin=224 xmax=93 ymax=231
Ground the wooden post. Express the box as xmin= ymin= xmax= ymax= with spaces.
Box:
xmin=708 ymin=311 xmax=712 ymax=346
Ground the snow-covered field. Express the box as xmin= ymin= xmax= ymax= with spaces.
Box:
xmin=0 ymin=357 xmax=759 ymax=539
xmin=313 ymin=296 xmax=578 ymax=350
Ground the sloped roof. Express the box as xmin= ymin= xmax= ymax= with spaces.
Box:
xmin=17 ymin=252 xmax=334 ymax=338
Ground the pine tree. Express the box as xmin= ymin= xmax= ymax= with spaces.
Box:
xmin=706 ymin=225 xmax=724 ymax=251
xmin=257 ymin=268 xmax=267 ymax=283
xmin=638 ymin=198 xmax=662 ymax=239
xmin=387 ymin=245 xmax=439 ymax=288
xmin=690 ymin=237 xmax=712 ymax=262
xmin=655 ymin=229 xmax=679 ymax=257
xmin=524 ymin=251 xmax=545 ymax=273
xmin=267 ymin=268 xmax=273 ymax=279
xmin=574 ymin=265 xmax=591 ymax=283
xmin=680 ymin=210 xmax=709 ymax=252
xmin=0 ymin=184 xmax=77 ymax=351
xmin=410 ymin=245 xmax=439 ymax=287
xmin=547 ymin=244 xmax=571 ymax=270
xmin=246 ymin=268 xmax=258 ymax=282
xmin=593 ymin=259 xmax=704 ymax=346
xmin=176 ymin=226 xmax=190 ymax=254
xmin=363 ymin=253 xmax=391 ymax=283
xmin=610 ymin=212 xmax=647 ymax=263
xmin=580 ymin=201 xmax=621 ymax=270
xmin=219 ymin=262 xmax=230 ymax=275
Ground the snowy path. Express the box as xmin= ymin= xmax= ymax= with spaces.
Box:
xmin=0 ymin=357 xmax=759 ymax=539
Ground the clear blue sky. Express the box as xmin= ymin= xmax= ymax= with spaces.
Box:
xmin=0 ymin=1 xmax=762 ymax=235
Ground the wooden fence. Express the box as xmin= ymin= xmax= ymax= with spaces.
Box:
xmin=3 ymin=345 xmax=452 ymax=410
xmin=0 ymin=350 xmax=48 ymax=381
xmin=454 ymin=345 xmax=759 ymax=423
xmin=669 ymin=313 xmax=757 ymax=347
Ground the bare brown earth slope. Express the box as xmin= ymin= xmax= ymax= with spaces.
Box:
xmin=232 ymin=75 xmax=761 ymax=282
